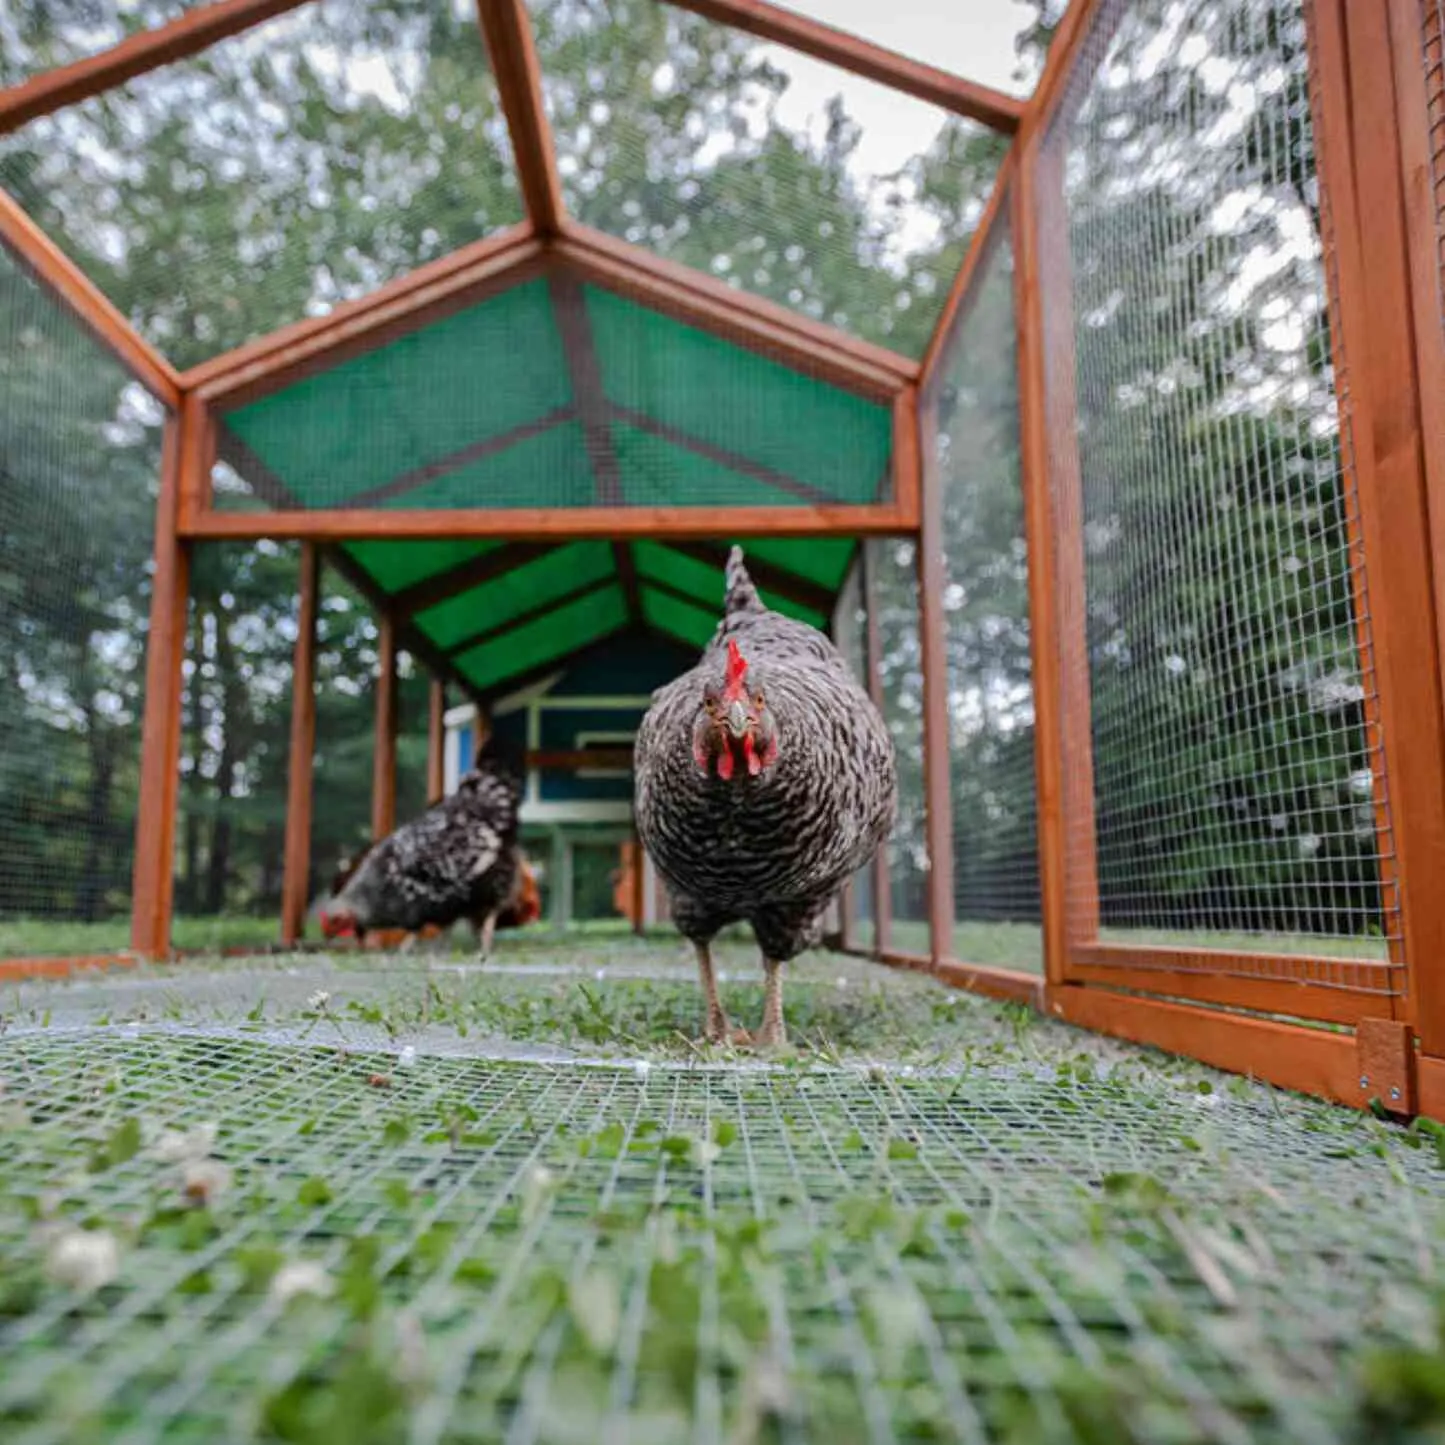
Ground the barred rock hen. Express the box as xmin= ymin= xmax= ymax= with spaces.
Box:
xmin=319 ymin=738 xmax=525 ymax=959
xmin=634 ymin=547 xmax=896 ymax=1047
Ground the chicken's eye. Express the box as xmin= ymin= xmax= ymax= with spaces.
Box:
xmin=752 ymin=691 xmax=765 ymax=709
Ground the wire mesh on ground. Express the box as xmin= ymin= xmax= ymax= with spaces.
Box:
xmin=0 ymin=238 xmax=165 ymax=960
xmin=530 ymin=0 xmax=1006 ymax=358
xmin=866 ymin=539 xmax=929 ymax=955
xmin=212 ymin=274 xmax=894 ymax=516
xmin=1 ymin=938 xmax=1442 ymax=1444
xmin=1042 ymin=0 xmax=1396 ymax=962
xmin=0 ymin=0 xmax=524 ymax=371
xmin=927 ymin=196 xmax=1042 ymax=978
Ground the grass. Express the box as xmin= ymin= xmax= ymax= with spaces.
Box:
xmin=0 ymin=937 xmax=1443 ymax=1443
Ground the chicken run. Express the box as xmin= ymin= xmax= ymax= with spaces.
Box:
xmin=4 ymin=0 xmax=1445 ymax=1439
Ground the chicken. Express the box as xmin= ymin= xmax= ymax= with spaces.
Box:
xmin=318 ymin=737 xmax=525 ymax=959
xmin=320 ymin=844 xmax=540 ymax=950
xmin=633 ymin=546 xmax=896 ymax=1047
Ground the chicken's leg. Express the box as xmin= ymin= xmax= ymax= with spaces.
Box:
xmin=754 ymin=957 xmax=787 ymax=1050
xmin=693 ymin=941 xmax=734 ymax=1045
xmin=474 ymin=911 xmax=498 ymax=962
xmin=398 ymin=931 xmax=419 ymax=955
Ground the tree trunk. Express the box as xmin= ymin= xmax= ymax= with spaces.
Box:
xmin=203 ymin=612 xmax=244 ymax=915
xmin=180 ymin=605 xmax=206 ymax=914
xmin=75 ymin=665 xmax=116 ymax=924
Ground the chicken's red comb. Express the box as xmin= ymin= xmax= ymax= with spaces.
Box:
xmin=725 ymin=637 xmax=747 ymax=685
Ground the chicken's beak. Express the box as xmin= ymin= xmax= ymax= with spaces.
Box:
xmin=725 ymin=699 xmax=749 ymax=738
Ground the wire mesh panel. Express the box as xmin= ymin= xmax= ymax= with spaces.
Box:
xmin=1420 ymin=2 xmax=1445 ymax=365
xmin=529 ymin=0 xmax=1007 ymax=357
xmin=926 ymin=203 xmax=1042 ymax=977
xmin=0 ymin=239 xmax=165 ymax=959
xmin=0 ymin=0 xmax=524 ymax=370
xmin=1037 ymin=0 xmax=1398 ymax=1000
xmin=867 ymin=538 xmax=928 ymax=956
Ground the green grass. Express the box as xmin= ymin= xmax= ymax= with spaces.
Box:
xmin=0 ymin=941 xmax=1442 ymax=1443
xmin=0 ymin=915 xmax=290 ymax=957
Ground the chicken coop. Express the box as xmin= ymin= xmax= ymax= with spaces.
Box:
xmin=3 ymin=0 xmax=1445 ymax=1440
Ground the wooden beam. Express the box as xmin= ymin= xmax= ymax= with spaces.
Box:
xmin=346 ymin=404 xmax=577 ymax=508
xmin=0 ymin=954 xmax=140 ymax=984
xmin=919 ymin=149 xmax=1018 ymax=393
xmin=0 ymin=0 xmax=310 ymax=134
xmin=427 ymin=679 xmax=446 ymax=804
xmin=1017 ymin=0 xmax=1121 ymax=147
xmin=371 ymin=611 xmax=399 ymax=843
xmin=1314 ymin=0 xmax=1445 ymax=1041
xmin=1049 ymin=985 xmax=1368 ymax=1110
xmin=891 ymin=386 xmax=922 ymax=523
xmin=861 ymin=542 xmax=893 ymax=953
xmin=393 ymin=541 xmax=554 ymax=617
xmin=547 ymin=266 xmax=640 ymax=619
xmin=0 ymin=187 xmax=181 ymax=406
xmin=607 ymin=403 xmax=835 ymax=505
xmin=130 ymin=400 xmax=203 ymax=958
xmin=915 ymin=389 xmax=954 ymax=969
xmin=183 ymin=223 xmax=535 ymax=393
xmin=552 ymin=223 xmax=916 ymax=401
xmin=662 ymin=0 xmax=1023 ymax=133
xmin=322 ymin=546 xmax=480 ymax=708
xmin=475 ymin=0 xmax=564 ymax=235
xmin=280 ymin=542 xmax=320 ymax=946
xmin=181 ymin=498 xmax=920 ymax=542
xmin=445 ymin=573 xmax=617 ymax=658
xmin=195 ymin=234 xmax=546 ymax=409
xmin=657 ymin=539 xmax=836 ymax=614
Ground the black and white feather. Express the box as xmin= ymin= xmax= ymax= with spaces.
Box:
xmin=328 ymin=737 xmax=524 ymax=939
xmin=634 ymin=546 xmax=896 ymax=962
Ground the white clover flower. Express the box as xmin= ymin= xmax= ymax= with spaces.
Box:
xmin=269 ymin=1259 xmax=333 ymax=1305
xmin=45 ymin=1227 xmax=120 ymax=1292
xmin=182 ymin=1159 xmax=233 ymax=1207
xmin=307 ymin=990 xmax=331 ymax=1012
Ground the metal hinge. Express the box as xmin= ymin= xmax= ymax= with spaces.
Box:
xmin=1355 ymin=1019 xmax=1418 ymax=1116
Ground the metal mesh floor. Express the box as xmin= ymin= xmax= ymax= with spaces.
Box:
xmin=2 ymin=938 xmax=1443 ymax=1444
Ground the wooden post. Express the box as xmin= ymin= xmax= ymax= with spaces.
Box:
xmin=1014 ymin=127 xmax=1102 ymax=990
xmin=372 ymin=611 xmax=398 ymax=842
xmin=861 ymin=543 xmax=893 ymax=953
xmin=1308 ymin=0 xmax=1445 ymax=1051
xmin=130 ymin=399 xmax=205 ymax=958
xmin=915 ymin=392 xmax=955 ymax=967
xmin=427 ymin=679 xmax=446 ymax=804
xmin=280 ymin=543 xmax=320 ymax=945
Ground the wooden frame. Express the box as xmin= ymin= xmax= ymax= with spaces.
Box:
xmin=427 ymin=680 xmax=448 ymax=805
xmin=371 ymin=611 xmax=399 ymax=843
xmin=1307 ymin=0 xmax=1445 ymax=1046
xmin=0 ymin=188 xmax=181 ymax=407
xmin=131 ymin=400 xmax=206 ymax=958
xmin=280 ymin=542 xmax=320 ymax=946
xmin=0 ymin=0 xmax=310 ymax=135
xmin=661 ymin=0 xmax=1023 ymax=133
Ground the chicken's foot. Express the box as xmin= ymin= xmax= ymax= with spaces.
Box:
xmin=694 ymin=941 xmax=746 ymax=1045
xmin=474 ymin=911 xmax=498 ymax=962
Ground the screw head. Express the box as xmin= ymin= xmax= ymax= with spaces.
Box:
xmin=1390 ymin=1086 xmax=1402 ymax=1101
xmin=1359 ymin=1075 xmax=1370 ymax=1089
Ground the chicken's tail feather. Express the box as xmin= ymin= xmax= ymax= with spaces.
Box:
xmin=724 ymin=545 xmax=763 ymax=620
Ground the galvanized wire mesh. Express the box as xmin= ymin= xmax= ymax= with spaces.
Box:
xmin=1 ymin=940 xmax=1443 ymax=1444
xmin=0 ymin=0 xmax=524 ymax=371
xmin=0 ymin=239 xmax=165 ymax=959
xmin=529 ymin=0 xmax=1006 ymax=358
xmin=1422 ymin=1 xmax=1445 ymax=332
xmin=926 ymin=205 xmax=1042 ymax=976
xmin=1040 ymin=0 xmax=1396 ymax=962
xmin=866 ymin=539 xmax=928 ymax=953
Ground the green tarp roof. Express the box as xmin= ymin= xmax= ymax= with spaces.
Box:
xmin=215 ymin=268 xmax=880 ymax=697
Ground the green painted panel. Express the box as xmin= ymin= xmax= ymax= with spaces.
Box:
xmin=342 ymin=539 xmax=502 ymax=594
xmin=740 ymin=537 xmax=857 ymax=590
xmin=453 ymin=584 xmax=631 ymax=691
xmin=633 ymin=542 xmax=826 ymax=628
xmin=225 ymin=279 xmax=572 ymax=505
xmin=612 ymin=423 xmax=806 ymax=509
xmin=639 ymin=585 xmax=716 ymax=651
xmin=392 ymin=420 xmax=594 ymax=510
xmin=415 ymin=541 xmax=617 ymax=650
xmin=585 ymin=285 xmax=891 ymax=504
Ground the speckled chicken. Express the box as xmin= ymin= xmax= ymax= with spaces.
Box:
xmin=319 ymin=738 xmax=524 ymax=959
xmin=633 ymin=547 xmax=896 ymax=1046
